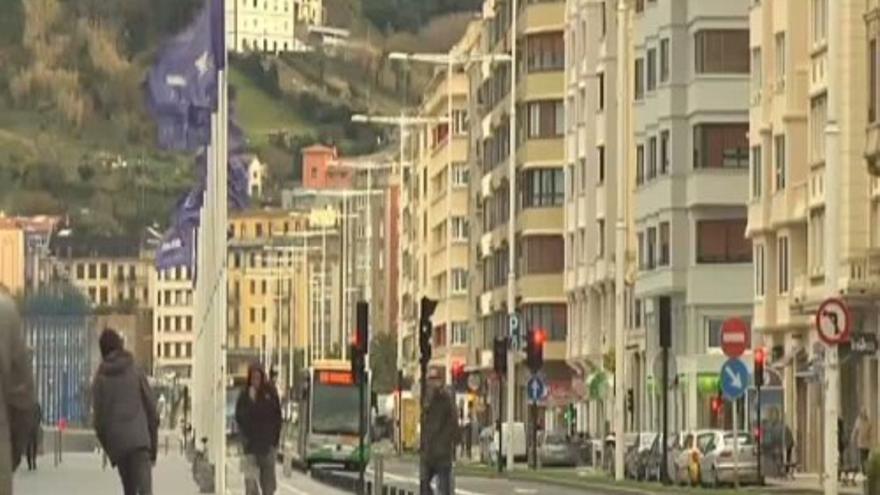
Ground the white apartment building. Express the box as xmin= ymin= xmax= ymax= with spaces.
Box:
xmin=631 ymin=0 xmax=752 ymax=432
xmin=564 ymin=0 xmax=625 ymax=437
xmin=151 ymin=266 xmax=195 ymax=383
xmin=750 ymin=0 xmax=878 ymax=472
xmin=226 ymin=0 xmax=310 ymax=53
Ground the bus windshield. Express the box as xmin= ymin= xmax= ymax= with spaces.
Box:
xmin=311 ymin=382 xmax=359 ymax=435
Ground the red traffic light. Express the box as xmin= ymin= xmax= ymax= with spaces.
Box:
xmin=755 ymin=346 xmax=766 ymax=365
xmin=711 ymin=396 xmax=723 ymax=414
xmin=452 ymin=361 xmax=465 ymax=378
xmin=533 ymin=328 xmax=547 ymax=346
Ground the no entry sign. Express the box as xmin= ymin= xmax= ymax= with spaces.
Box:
xmin=721 ymin=317 xmax=749 ymax=358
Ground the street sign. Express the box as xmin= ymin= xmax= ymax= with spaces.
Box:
xmin=721 ymin=317 xmax=749 ymax=358
xmin=851 ymin=333 xmax=879 ymax=356
xmin=816 ymin=297 xmax=851 ymax=345
xmin=527 ymin=375 xmax=546 ymax=403
xmin=509 ymin=313 xmax=521 ymax=349
xmin=720 ymin=358 xmax=750 ymax=401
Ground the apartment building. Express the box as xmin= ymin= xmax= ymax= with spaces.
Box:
xmin=225 ymin=0 xmax=311 ymax=53
xmin=0 ymin=216 xmax=24 ymax=294
xmin=750 ymin=0 xmax=876 ymax=472
xmin=151 ymin=265 xmax=195 ymax=381
xmin=627 ymin=0 xmax=754 ymax=433
xmin=400 ymin=28 xmax=477 ymax=383
xmin=49 ymin=235 xmax=152 ymax=309
xmin=564 ymin=0 xmax=625 ymax=436
xmin=227 ymin=209 xmax=323 ymax=380
xmin=469 ymin=0 xmax=569 ymax=426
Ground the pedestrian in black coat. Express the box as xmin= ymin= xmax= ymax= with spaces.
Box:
xmin=236 ymin=363 xmax=282 ymax=495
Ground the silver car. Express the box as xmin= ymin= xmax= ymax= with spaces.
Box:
xmin=698 ymin=430 xmax=760 ymax=487
xmin=538 ymin=432 xmax=579 ymax=467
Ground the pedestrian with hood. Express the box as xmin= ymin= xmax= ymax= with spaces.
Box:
xmin=420 ymin=367 xmax=460 ymax=495
xmin=852 ymin=407 xmax=874 ymax=474
xmin=236 ymin=362 xmax=282 ymax=495
xmin=92 ymin=328 xmax=159 ymax=495
xmin=0 ymin=287 xmax=36 ymax=494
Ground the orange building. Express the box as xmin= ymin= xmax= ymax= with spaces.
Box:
xmin=301 ymin=144 xmax=352 ymax=190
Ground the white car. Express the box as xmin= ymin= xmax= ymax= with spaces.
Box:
xmin=698 ymin=430 xmax=760 ymax=487
xmin=674 ymin=430 xmax=719 ymax=485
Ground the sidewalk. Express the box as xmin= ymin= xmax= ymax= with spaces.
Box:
xmin=764 ymin=473 xmax=864 ymax=494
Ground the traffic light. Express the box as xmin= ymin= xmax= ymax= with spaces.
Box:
xmin=754 ymin=347 xmax=766 ymax=388
xmin=525 ymin=328 xmax=546 ymax=373
xmin=711 ymin=395 xmax=723 ymax=415
xmin=419 ymin=297 xmax=438 ymax=365
xmin=452 ymin=361 xmax=466 ymax=391
xmin=626 ymin=388 xmax=634 ymax=414
xmin=351 ymin=301 xmax=369 ymax=380
xmin=493 ymin=337 xmax=508 ymax=375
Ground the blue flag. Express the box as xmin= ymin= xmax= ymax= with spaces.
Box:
xmin=155 ymin=223 xmax=196 ymax=272
xmin=145 ymin=0 xmax=225 ymax=151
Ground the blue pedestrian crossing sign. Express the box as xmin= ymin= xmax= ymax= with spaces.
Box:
xmin=720 ymin=358 xmax=750 ymax=401
xmin=527 ymin=375 xmax=546 ymax=402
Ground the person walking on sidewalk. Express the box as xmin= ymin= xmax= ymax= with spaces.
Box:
xmin=236 ymin=362 xmax=282 ymax=495
xmin=420 ymin=367 xmax=460 ymax=495
xmin=25 ymin=403 xmax=42 ymax=471
xmin=852 ymin=408 xmax=874 ymax=474
xmin=93 ymin=328 xmax=159 ymax=495
xmin=0 ymin=288 xmax=36 ymax=494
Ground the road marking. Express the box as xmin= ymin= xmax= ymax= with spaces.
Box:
xmin=280 ymin=479 xmax=321 ymax=495
xmin=514 ymin=489 xmax=538 ymax=494
xmin=375 ymin=470 xmax=488 ymax=495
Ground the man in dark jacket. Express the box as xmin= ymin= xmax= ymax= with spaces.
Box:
xmin=93 ymin=328 xmax=159 ymax=495
xmin=420 ymin=367 xmax=460 ymax=495
xmin=0 ymin=289 xmax=36 ymax=494
xmin=236 ymin=362 xmax=282 ymax=495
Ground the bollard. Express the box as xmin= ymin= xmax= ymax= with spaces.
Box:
xmin=53 ymin=430 xmax=60 ymax=467
xmin=374 ymin=452 xmax=384 ymax=495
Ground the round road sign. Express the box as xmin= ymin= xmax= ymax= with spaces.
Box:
xmin=721 ymin=317 xmax=749 ymax=358
xmin=816 ymin=297 xmax=852 ymax=345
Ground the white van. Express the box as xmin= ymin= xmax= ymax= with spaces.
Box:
xmin=487 ymin=422 xmax=527 ymax=464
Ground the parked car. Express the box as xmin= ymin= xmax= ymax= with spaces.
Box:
xmin=642 ymin=433 xmax=679 ymax=482
xmin=698 ymin=430 xmax=760 ymax=487
xmin=487 ymin=422 xmax=527 ymax=464
xmin=624 ymin=433 xmax=657 ymax=479
xmin=674 ymin=430 xmax=720 ymax=485
xmin=538 ymin=432 xmax=580 ymax=467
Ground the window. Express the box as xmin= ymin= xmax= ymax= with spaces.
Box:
xmin=659 ymin=222 xmax=670 ymax=266
xmin=648 ymin=136 xmax=658 ymax=179
xmin=637 ymin=232 xmax=645 ymax=269
xmin=526 ymin=32 xmax=564 ymax=72
xmin=660 ymin=38 xmax=670 ymax=82
xmin=261 ymin=280 xmax=267 ymax=295
xmin=566 ymin=164 xmax=575 ymax=196
xmin=451 ymin=322 xmax=468 ymax=345
xmin=597 ymin=146 xmax=606 ymax=183
xmin=775 ymin=134 xmax=787 ymax=190
xmin=596 ymin=220 xmax=606 ymax=258
xmin=660 ymin=130 xmax=670 ymax=174
xmin=812 ymin=0 xmax=827 ymax=44
xmin=451 ymin=217 xmax=469 ymax=241
xmin=452 ymin=110 xmax=468 ymax=135
xmin=696 ymin=219 xmax=752 ymax=264
xmin=751 ymin=145 xmax=763 ymax=199
xmin=751 ymin=48 xmax=762 ymax=93
xmin=634 ymin=57 xmax=645 ymax=100
xmin=597 ymin=72 xmax=605 ymax=110
xmin=636 ymin=144 xmax=645 ymax=185
xmin=76 ymin=264 xmax=84 ymax=279
xmin=870 ymin=39 xmax=877 ymax=123
xmin=522 ymin=304 xmax=567 ymax=341
xmin=250 ymin=307 xmax=256 ymax=323
xmin=635 ymin=0 xmax=644 ymax=13
xmin=527 ymin=100 xmax=564 ymax=138
xmin=778 ymin=236 xmax=790 ymax=294
xmin=775 ymin=33 xmax=786 ymax=87
xmin=646 ymin=227 xmax=657 ymax=270
xmin=521 ymin=168 xmax=564 ymax=207
xmin=694 ymin=30 xmax=749 ymax=74
xmin=522 ymin=236 xmax=564 ymax=274
xmin=755 ymin=244 xmax=765 ymax=297
xmin=452 ymin=163 xmax=469 ymax=187
xmin=706 ymin=318 xmax=724 ymax=349
xmin=810 ymin=94 xmax=827 ymax=163
xmin=451 ymin=269 xmax=468 ymax=294
xmin=647 ymin=48 xmax=657 ymax=91
xmin=693 ymin=123 xmax=749 ymax=169
xmin=579 ymin=157 xmax=587 ymax=190
xmin=809 ymin=210 xmax=826 ymax=275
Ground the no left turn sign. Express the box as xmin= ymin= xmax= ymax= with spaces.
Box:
xmin=816 ymin=297 xmax=852 ymax=345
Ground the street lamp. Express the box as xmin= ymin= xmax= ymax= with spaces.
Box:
xmin=391 ymin=32 xmax=517 ymax=472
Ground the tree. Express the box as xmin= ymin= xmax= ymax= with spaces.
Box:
xmin=369 ymin=331 xmax=397 ymax=394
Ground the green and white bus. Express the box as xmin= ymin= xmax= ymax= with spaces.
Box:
xmin=281 ymin=360 xmax=370 ymax=471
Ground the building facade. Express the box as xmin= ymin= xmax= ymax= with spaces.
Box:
xmin=151 ymin=265 xmax=195 ymax=381
xmin=0 ymin=216 xmax=24 ymax=295
xmin=468 ymin=0 xmax=570 ymax=427
xmin=750 ymin=0 xmax=877 ymax=471
xmin=226 ymin=0 xmax=305 ymax=53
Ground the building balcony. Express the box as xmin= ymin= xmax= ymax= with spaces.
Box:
xmin=867 ymin=123 xmax=880 ymax=176
xmin=517 ymin=272 xmax=564 ymax=303
xmin=519 ymin=0 xmax=565 ymax=34
xmin=685 ymin=168 xmax=749 ymax=208
xmin=770 ymin=181 xmax=808 ymax=228
xmin=517 ymin=206 xmax=563 ymax=234
xmin=685 ymin=263 xmax=752 ymax=305
xmin=521 ymin=70 xmax=564 ymax=101
xmin=520 ymin=138 xmax=565 ymax=165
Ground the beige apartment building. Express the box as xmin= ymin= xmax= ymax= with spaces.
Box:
xmin=748 ymin=0 xmax=878 ymax=472
xmin=468 ymin=0 xmax=569 ymax=426
xmin=399 ymin=25 xmax=477 ymax=382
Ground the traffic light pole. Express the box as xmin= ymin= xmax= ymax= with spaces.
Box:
xmin=358 ymin=366 xmax=366 ymax=494
xmin=530 ymin=400 xmax=538 ymax=470
xmin=756 ymin=374 xmax=762 ymax=483
xmin=661 ymin=346 xmax=669 ymax=485
xmin=497 ymin=377 xmax=504 ymax=474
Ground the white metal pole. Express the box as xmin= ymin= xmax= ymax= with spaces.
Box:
xmin=445 ymin=53 xmax=454 ymax=387
xmin=214 ymin=57 xmax=229 ymax=494
xmin=342 ymin=198 xmax=348 ymax=361
xmin=614 ymin=0 xmax=630 ymax=481
xmin=367 ymin=170 xmax=374 ymax=307
xmin=321 ymin=225 xmax=328 ymax=360
xmin=506 ymin=0 xmax=518 ymax=472
xmin=823 ymin=0 xmax=840 ymax=492
xmin=397 ymin=119 xmax=405 ymax=376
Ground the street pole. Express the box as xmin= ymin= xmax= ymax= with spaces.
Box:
xmin=505 ymin=0 xmax=518 ymax=473
xmin=321 ymin=224 xmax=328 ymax=360
xmin=613 ymin=0 xmax=630 ymax=481
xmin=342 ymin=196 xmax=348 ymax=361
xmin=397 ymin=118 xmax=406 ymax=455
xmin=823 ymin=0 xmax=840 ymax=491
xmin=661 ymin=347 xmax=669 ymax=484
xmin=445 ymin=49 xmax=454 ymax=387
